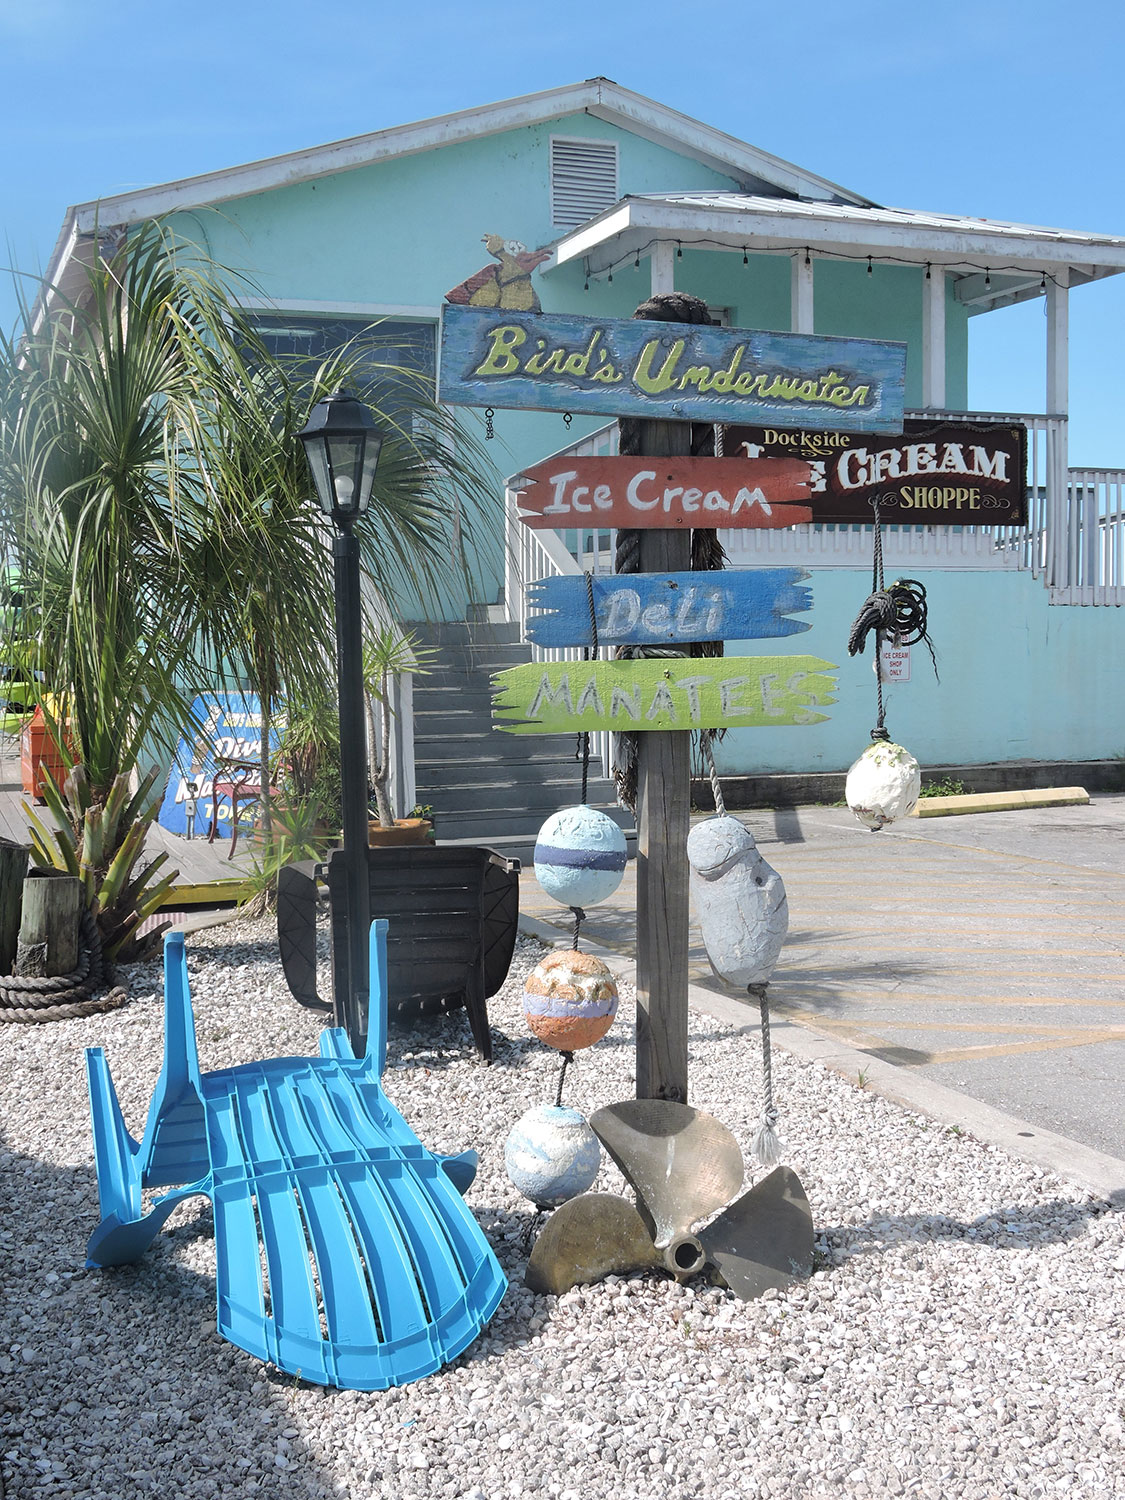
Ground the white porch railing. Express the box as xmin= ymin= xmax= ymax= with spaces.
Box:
xmin=1048 ymin=468 xmax=1125 ymax=605
xmin=504 ymin=410 xmax=1125 ymax=606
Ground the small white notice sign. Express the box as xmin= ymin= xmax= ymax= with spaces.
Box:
xmin=876 ymin=640 xmax=911 ymax=682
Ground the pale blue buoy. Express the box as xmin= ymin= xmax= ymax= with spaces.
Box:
xmin=534 ymin=805 xmax=627 ymax=909
xmin=504 ymin=1105 xmax=601 ymax=1209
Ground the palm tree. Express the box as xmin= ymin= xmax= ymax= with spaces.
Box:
xmin=0 ymin=222 xmax=499 ymax=954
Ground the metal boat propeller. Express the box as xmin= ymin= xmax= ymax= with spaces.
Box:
xmin=525 ymin=1099 xmax=813 ymax=1300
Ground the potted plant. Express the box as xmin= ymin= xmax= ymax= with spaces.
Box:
xmin=362 ymin=624 xmax=436 ymax=846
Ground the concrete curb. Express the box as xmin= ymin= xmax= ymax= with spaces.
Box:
xmin=518 ymin=913 xmax=1125 ymax=1206
xmin=911 ymin=786 xmax=1090 ymax=818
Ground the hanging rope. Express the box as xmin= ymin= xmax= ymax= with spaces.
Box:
xmin=748 ymin=983 xmax=783 ymax=1166
xmin=0 ymin=906 xmax=129 ymax=1023
xmin=554 ymin=1049 xmax=575 ymax=1107
xmin=846 ymin=497 xmax=938 ymax=741
xmin=700 ymin=730 xmax=727 ymax=819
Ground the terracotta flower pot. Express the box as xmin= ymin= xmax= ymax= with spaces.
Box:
xmin=367 ymin=818 xmax=432 ymax=847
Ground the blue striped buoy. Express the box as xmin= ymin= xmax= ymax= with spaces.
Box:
xmin=534 ymin=805 xmax=628 ymax=909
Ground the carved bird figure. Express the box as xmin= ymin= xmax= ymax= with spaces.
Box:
xmin=445 ymin=233 xmax=551 ymax=312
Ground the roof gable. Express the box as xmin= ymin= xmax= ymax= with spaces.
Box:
xmin=65 ymin=79 xmax=873 ymax=238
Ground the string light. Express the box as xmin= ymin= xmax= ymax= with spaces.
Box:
xmin=583 ymin=261 xmax=589 ymax=292
xmin=607 ymin=270 xmax=613 ymax=282
xmin=578 ymin=233 xmax=1065 ymax=295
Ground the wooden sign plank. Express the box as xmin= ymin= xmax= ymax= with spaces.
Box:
xmin=725 ymin=418 xmax=1028 ymax=525
xmin=440 ymin=305 xmax=907 ymax=433
xmin=511 ymin=455 xmax=813 ymax=529
xmin=491 ymin=656 xmax=837 ymax=734
xmin=525 ymin=569 xmax=813 ymax=649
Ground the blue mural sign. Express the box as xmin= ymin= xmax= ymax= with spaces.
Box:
xmin=157 ymin=692 xmax=284 ymax=841
xmin=439 ymin=305 xmax=907 ymax=433
xmin=525 ymin=569 xmax=813 ymax=649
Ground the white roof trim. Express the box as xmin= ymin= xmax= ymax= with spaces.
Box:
xmin=64 ymin=80 xmax=870 ymax=241
xmin=550 ymin=192 xmax=1125 ymax=285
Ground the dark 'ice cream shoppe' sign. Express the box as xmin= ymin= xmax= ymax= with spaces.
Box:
xmin=439 ymin=305 xmax=907 ymax=433
xmin=726 ymin=418 xmax=1027 ymax=525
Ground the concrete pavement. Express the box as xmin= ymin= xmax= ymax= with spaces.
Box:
xmin=519 ymin=793 xmax=1125 ymax=1170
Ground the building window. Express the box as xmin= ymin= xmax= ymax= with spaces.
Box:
xmin=550 ymin=137 xmax=619 ymax=229
xmin=246 ymin=314 xmax=435 ymax=419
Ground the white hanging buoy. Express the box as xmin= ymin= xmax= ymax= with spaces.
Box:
xmin=845 ymin=739 xmax=921 ymax=831
xmin=686 ymin=816 xmax=789 ymax=988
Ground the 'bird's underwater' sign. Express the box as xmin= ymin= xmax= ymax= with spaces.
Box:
xmin=440 ymin=306 xmax=907 ymax=432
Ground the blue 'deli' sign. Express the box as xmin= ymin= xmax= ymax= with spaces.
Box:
xmin=439 ymin=305 xmax=906 ymax=433
xmin=525 ymin=569 xmax=812 ymax=649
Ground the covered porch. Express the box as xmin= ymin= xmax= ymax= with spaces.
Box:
xmin=535 ymin=189 xmax=1125 ymax=603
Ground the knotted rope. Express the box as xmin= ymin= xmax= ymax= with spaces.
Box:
xmin=0 ymin=906 xmax=129 ymax=1023
xmin=747 ymin=983 xmax=783 ymax=1167
xmin=847 ymin=496 xmax=938 ymax=740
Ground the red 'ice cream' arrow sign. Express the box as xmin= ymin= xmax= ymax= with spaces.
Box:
xmin=510 ymin=455 xmax=814 ymax=530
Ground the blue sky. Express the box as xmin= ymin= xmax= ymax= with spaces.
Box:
xmin=2 ymin=0 xmax=1122 ymax=464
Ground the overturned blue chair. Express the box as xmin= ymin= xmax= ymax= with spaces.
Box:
xmin=84 ymin=919 xmax=506 ymax=1390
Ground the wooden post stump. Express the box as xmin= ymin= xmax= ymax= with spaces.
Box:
xmin=16 ymin=872 xmax=82 ymax=978
xmin=0 ymin=838 xmax=30 ymax=975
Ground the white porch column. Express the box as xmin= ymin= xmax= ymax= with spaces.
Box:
xmin=1046 ymin=269 xmax=1069 ymax=415
xmin=650 ymin=241 xmax=675 ymax=296
xmin=922 ymin=267 xmax=946 ymax=409
xmin=790 ymin=252 xmax=814 ymax=333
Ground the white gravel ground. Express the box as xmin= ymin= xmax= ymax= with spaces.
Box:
xmin=1 ymin=914 xmax=1122 ymax=1500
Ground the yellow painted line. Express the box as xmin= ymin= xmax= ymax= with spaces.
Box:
xmin=782 ymin=939 xmax=1122 ymax=958
xmin=771 ymin=1011 xmax=1125 ymax=1066
xmin=771 ymin=986 xmax=1125 ymax=1005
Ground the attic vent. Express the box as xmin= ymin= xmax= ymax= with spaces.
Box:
xmin=551 ymin=137 xmax=619 ymax=229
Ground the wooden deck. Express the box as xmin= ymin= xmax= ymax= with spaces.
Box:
xmin=0 ymin=733 xmax=255 ymax=901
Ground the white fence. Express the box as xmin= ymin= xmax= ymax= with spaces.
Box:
xmin=504 ymin=409 xmax=1125 ymax=608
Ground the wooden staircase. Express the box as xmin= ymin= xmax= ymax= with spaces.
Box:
xmin=410 ymin=617 xmax=633 ymax=864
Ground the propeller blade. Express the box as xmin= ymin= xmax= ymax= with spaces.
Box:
xmin=697 ymin=1165 xmax=814 ymax=1301
xmin=589 ymin=1100 xmax=744 ymax=1246
xmin=525 ymin=1193 xmax=661 ymax=1295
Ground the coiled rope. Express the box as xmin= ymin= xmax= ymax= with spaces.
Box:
xmin=0 ymin=906 xmax=129 ymax=1023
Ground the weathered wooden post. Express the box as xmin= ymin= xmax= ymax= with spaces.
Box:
xmin=630 ymin=416 xmax=694 ymax=1102
xmin=15 ymin=870 xmax=82 ymax=977
xmin=0 ymin=837 xmax=29 ymax=974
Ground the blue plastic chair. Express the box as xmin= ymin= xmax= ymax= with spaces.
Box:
xmin=84 ymin=919 xmax=506 ymax=1390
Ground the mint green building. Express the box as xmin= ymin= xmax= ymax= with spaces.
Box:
xmin=43 ymin=81 xmax=1125 ymax=831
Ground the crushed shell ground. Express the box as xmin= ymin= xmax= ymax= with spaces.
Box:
xmin=0 ymin=915 xmax=1122 ymax=1500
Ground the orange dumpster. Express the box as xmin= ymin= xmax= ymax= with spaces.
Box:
xmin=20 ymin=705 xmax=72 ymax=801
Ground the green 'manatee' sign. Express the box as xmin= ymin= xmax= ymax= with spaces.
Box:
xmin=440 ymin=305 xmax=907 ymax=433
xmin=491 ymin=656 xmax=837 ymax=734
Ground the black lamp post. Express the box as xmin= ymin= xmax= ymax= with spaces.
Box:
xmin=298 ymin=389 xmax=383 ymax=1053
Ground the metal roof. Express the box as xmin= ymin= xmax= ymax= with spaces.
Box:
xmin=550 ymin=191 xmax=1125 ymax=313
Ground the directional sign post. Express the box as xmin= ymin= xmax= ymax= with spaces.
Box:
xmin=440 ymin=291 xmax=874 ymax=1107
